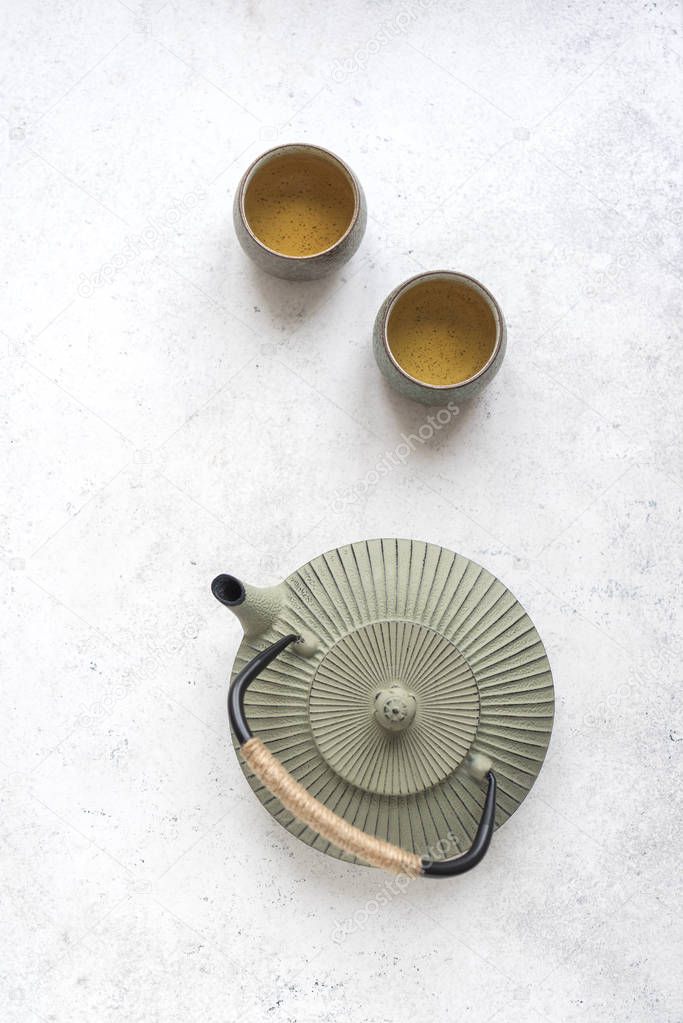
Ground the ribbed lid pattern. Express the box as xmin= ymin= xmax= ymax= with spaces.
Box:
xmin=309 ymin=620 xmax=480 ymax=797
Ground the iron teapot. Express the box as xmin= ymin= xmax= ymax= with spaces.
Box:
xmin=213 ymin=538 xmax=554 ymax=879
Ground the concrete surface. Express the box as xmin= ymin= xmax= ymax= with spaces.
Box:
xmin=1 ymin=1 xmax=681 ymax=1021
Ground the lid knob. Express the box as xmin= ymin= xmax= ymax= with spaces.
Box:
xmin=373 ymin=684 xmax=417 ymax=733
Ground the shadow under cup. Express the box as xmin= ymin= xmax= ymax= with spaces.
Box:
xmin=373 ymin=271 xmax=507 ymax=405
xmin=234 ymin=144 xmax=367 ymax=280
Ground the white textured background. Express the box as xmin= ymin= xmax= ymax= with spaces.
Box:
xmin=1 ymin=1 xmax=682 ymax=1021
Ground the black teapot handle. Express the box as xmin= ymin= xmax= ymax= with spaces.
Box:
xmin=229 ymin=635 xmax=497 ymax=878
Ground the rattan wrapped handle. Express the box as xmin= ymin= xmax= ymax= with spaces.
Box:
xmin=229 ymin=635 xmax=496 ymax=878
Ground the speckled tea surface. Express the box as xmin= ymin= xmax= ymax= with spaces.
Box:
xmin=1 ymin=2 xmax=681 ymax=1022
xmin=243 ymin=152 xmax=356 ymax=256
xmin=387 ymin=277 xmax=497 ymax=385
xmin=234 ymin=143 xmax=366 ymax=279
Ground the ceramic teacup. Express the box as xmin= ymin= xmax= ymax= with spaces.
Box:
xmin=233 ymin=143 xmax=367 ymax=280
xmin=373 ymin=270 xmax=506 ymax=405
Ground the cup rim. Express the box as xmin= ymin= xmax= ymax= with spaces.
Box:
xmin=237 ymin=142 xmax=362 ymax=261
xmin=381 ymin=270 xmax=504 ymax=390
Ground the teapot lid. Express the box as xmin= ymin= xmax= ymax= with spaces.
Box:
xmin=229 ymin=538 xmax=554 ymax=864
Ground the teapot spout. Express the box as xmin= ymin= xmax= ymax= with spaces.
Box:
xmin=211 ymin=573 xmax=284 ymax=639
